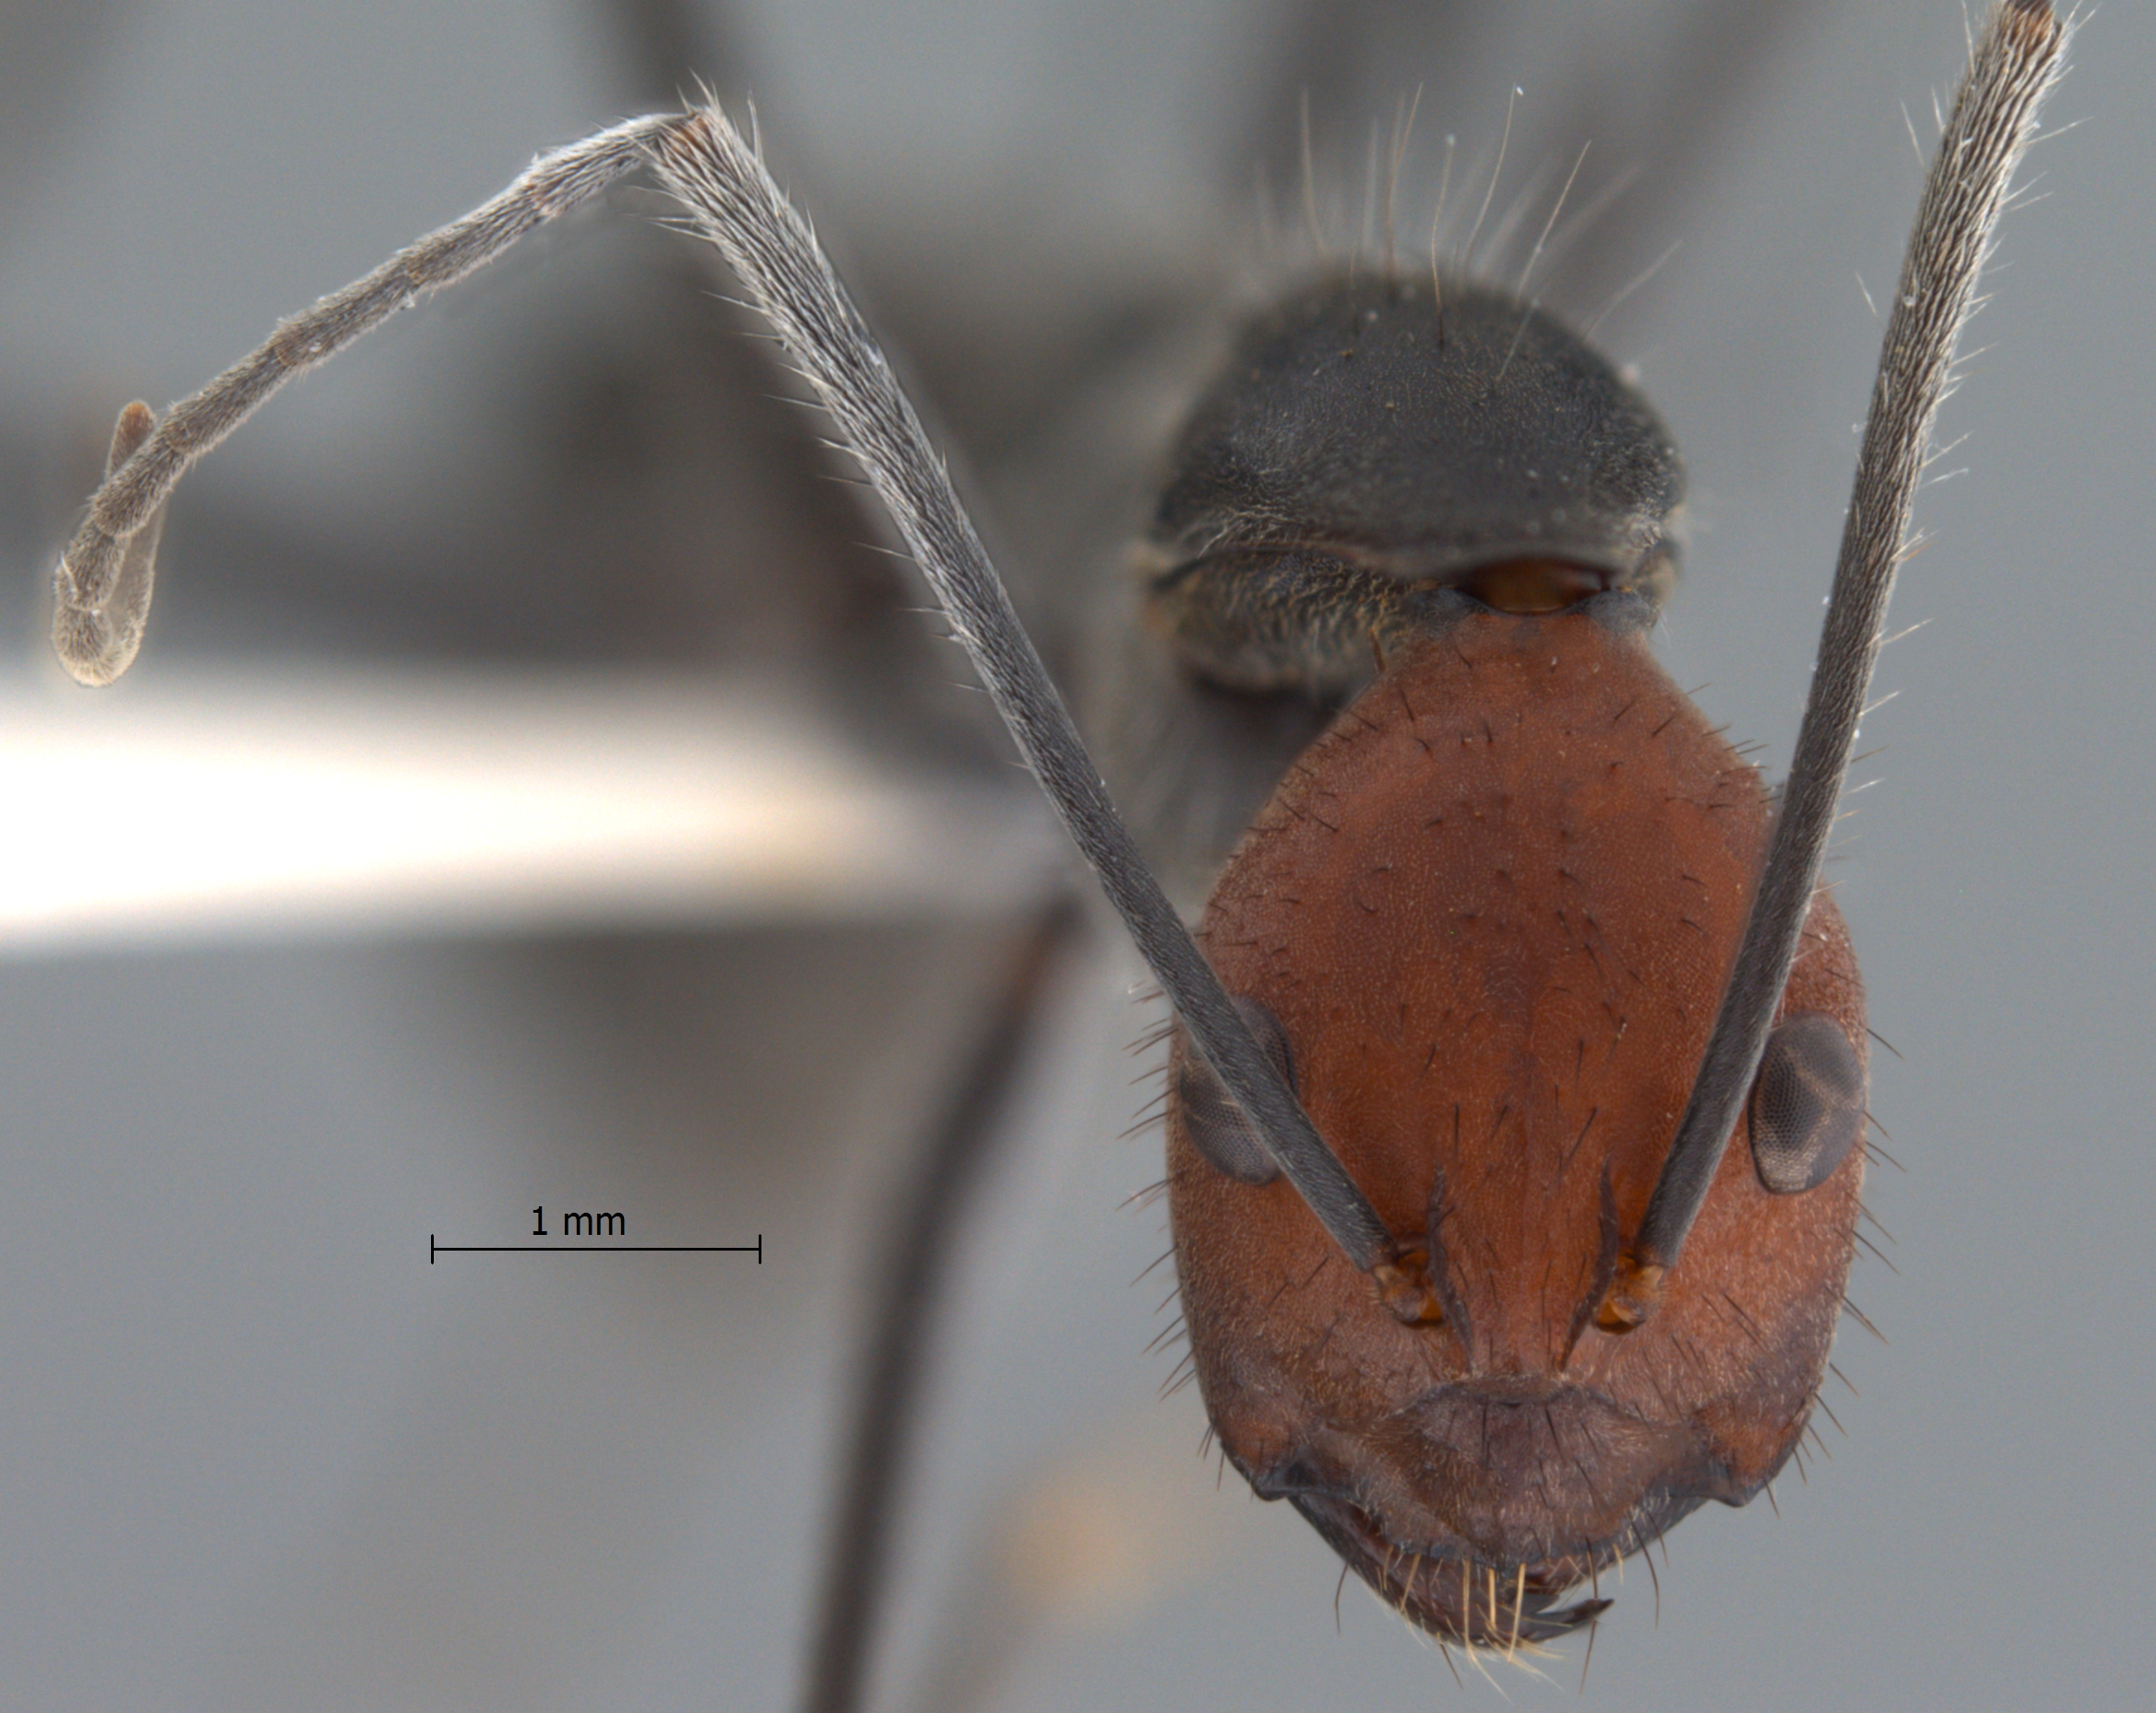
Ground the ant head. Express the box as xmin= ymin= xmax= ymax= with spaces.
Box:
xmin=1166 ymin=615 xmax=1867 ymax=1646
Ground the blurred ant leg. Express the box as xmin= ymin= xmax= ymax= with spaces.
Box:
xmin=601 ymin=0 xmax=751 ymax=104
xmin=1216 ymin=0 xmax=1478 ymax=210
xmin=1221 ymin=0 xmax=1823 ymax=310
xmin=1599 ymin=0 xmax=2069 ymax=1330
xmin=800 ymin=897 xmax=1085 ymax=1713
xmin=51 ymin=112 xmax=679 ymax=686
xmin=1554 ymin=0 xmax=1842 ymax=313
xmin=646 ymin=110 xmax=1440 ymax=1322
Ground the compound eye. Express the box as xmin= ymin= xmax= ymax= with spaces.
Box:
xmin=1175 ymin=998 xmax=1294 ymax=1185
xmin=1747 ymin=1012 xmax=1866 ymax=1194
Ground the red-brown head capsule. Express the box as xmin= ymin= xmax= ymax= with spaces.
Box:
xmin=1167 ymin=607 xmax=1865 ymax=1646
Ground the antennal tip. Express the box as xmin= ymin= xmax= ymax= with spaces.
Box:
xmin=52 ymin=401 xmax=167 ymax=687
xmin=52 ymin=585 xmax=136 ymax=687
xmin=2001 ymin=0 xmax=2064 ymax=51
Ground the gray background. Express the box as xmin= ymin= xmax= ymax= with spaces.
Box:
xmin=3 ymin=0 xmax=2150 ymax=1708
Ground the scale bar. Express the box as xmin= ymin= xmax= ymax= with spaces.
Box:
xmin=431 ymin=1236 xmax=761 ymax=1264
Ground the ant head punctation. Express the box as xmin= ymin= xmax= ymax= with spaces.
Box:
xmin=1166 ymin=610 xmax=1867 ymax=1647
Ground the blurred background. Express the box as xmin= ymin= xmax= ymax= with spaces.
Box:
xmin=1 ymin=0 xmax=2148 ymax=1708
